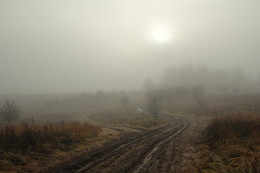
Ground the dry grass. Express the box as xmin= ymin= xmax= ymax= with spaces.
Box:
xmin=203 ymin=114 xmax=260 ymax=146
xmin=0 ymin=121 xmax=101 ymax=152
xmin=163 ymin=94 xmax=260 ymax=173
xmin=0 ymin=121 xmax=101 ymax=171
xmin=161 ymin=94 xmax=260 ymax=173
xmin=193 ymin=114 xmax=260 ymax=173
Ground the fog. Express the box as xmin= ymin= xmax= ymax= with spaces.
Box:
xmin=1 ymin=0 xmax=260 ymax=94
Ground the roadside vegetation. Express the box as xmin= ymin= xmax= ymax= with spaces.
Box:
xmin=203 ymin=114 xmax=259 ymax=146
xmin=161 ymin=93 xmax=260 ymax=173
xmin=1 ymin=85 xmax=260 ymax=172
xmin=0 ymin=121 xmax=101 ymax=172
xmin=192 ymin=114 xmax=260 ymax=173
xmin=0 ymin=92 xmax=164 ymax=172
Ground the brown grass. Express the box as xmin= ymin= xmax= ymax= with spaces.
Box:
xmin=195 ymin=114 xmax=260 ymax=173
xmin=162 ymin=94 xmax=260 ymax=172
xmin=0 ymin=121 xmax=102 ymax=171
xmin=203 ymin=114 xmax=260 ymax=146
xmin=0 ymin=121 xmax=101 ymax=152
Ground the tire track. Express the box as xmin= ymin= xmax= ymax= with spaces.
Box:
xmin=45 ymin=117 xmax=187 ymax=173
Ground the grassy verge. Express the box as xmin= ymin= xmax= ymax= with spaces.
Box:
xmin=158 ymin=94 xmax=260 ymax=172
xmin=0 ymin=121 xmax=101 ymax=172
xmin=194 ymin=114 xmax=260 ymax=173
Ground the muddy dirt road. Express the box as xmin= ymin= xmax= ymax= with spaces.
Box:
xmin=44 ymin=116 xmax=187 ymax=173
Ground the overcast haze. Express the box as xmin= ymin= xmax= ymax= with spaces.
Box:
xmin=1 ymin=0 xmax=260 ymax=94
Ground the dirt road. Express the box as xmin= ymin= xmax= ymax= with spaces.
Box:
xmin=43 ymin=116 xmax=187 ymax=173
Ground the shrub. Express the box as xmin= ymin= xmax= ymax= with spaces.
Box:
xmin=0 ymin=100 xmax=20 ymax=123
xmin=203 ymin=115 xmax=260 ymax=146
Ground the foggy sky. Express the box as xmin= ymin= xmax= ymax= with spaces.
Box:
xmin=0 ymin=0 xmax=260 ymax=94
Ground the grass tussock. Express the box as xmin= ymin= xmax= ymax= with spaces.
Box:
xmin=194 ymin=114 xmax=260 ymax=173
xmin=203 ymin=114 xmax=260 ymax=145
xmin=0 ymin=121 xmax=101 ymax=152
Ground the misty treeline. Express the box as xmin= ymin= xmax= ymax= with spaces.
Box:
xmin=1 ymin=65 xmax=260 ymax=122
xmin=141 ymin=65 xmax=260 ymax=115
xmin=160 ymin=65 xmax=260 ymax=95
xmin=44 ymin=90 xmax=130 ymax=110
xmin=0 ymin=91 xmax=134 ymax=121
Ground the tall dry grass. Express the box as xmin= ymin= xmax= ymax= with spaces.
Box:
xmin=0 ymin=121 xmax=101 ymax=152
xmin=203 ymin=114 xmax=260 ymax=145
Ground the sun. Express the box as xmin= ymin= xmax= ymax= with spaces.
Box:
xmin=150 ymin=26 xmax=171 ymax=43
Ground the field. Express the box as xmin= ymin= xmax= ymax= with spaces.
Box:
xmin=0 ymin=93 xmax=259 ymax=172
xmin=0 ymin=121 xmax=102 ymax=172
xmin=196 ymin=114 xmax=260 ymax=172
xmin=87 ymin=105 xmax=165 ymax=128
xmin=161 ymin=94 xmax=260 ymax=173
xmin=0 ymin=103 xmax=164 ymax=172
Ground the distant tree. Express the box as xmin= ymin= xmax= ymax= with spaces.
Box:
xmin=197 ymin=97 xmax=205 ymax=110
xmin=233 ymin=87 xmax=240 ymax=95
xmin=157 ymin=88 xmax=174 ymax=102
xmin=146 ymin=91 xmax=160 ymax=123
xmin=120 ymin=91 xmax=129 ymax=106
xmin=191 ymin=85 xmax=205 ymax=109
xmin=143 ymin=79 xmax=155 ymax=91
xmin=95 ymin=90 xmax=106 ymax=105
xmin=218 ymin=86 xmax=228 ymax=94
xmin=175 ymin=86 xmax=189 ymax=98
xmin=0 ymin=100 xmax=20 ymax=123
xmin=191 ymin=85 xmax=205 ymax=98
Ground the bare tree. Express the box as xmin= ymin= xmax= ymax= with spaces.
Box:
xmin=120 ymin=91 xmax=129 ymax=106
xmin=146 ymin=92 xmax=160 ymax=123
xmin=175 ymin=86 xmax=189 ymax=98
xmin=191 ymin=85 xmax=205 ymax=109
xmin=191 ymin=85 xmax=204 ymax=98
xmin=143 ymin=79 xmax=155 ymax=91
xmin=0 ymin=100 xmax=20 ymax=123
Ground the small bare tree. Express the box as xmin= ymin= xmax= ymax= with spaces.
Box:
xmin=120 ymin=91 xmax=129 ymax=106
xmin=0 ymin=100 xmax=20 ymax=123
xmin=146 ymin=92 xmax=160 ymax=123
xmin=191 ymin=85 xmax=205 ymax=109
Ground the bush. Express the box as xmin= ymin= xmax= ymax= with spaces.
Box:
xmin=203 ymin=115 xmax=260 ymax=145
xmin=0 ymin=100 xmax=20 ymax=123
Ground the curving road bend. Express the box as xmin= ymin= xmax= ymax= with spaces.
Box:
xmin=44 ymin=115 xmax=187 ymax=173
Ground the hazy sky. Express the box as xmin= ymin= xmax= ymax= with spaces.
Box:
xmin=0 ymin=0 xmax=260 ymax=94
